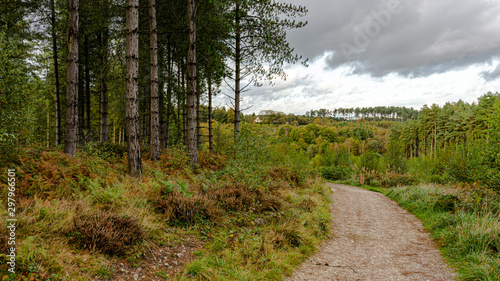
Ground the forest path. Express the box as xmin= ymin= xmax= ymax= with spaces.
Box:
xmin=287 ymin=183 xmax=457 ymax=281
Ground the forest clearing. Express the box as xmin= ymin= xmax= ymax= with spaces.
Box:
xmin=1 ymin=0 xmax=500 ymax=280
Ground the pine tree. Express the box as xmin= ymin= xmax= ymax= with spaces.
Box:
xmin=64 ymin=0 xmax=79 ymax=156
xmin=125 ymin=0 xmax=142 ymax=176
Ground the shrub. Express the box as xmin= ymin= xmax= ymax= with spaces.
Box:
xmin=214 ymin=184 xmax=281 ymax=213
xmin=319 ymin=165 xmax=353 ymax=181
xmin=378 ymin=172 xmax=419 ymax=188
xmin=198 ymin=151 xmax=227 ymax=171
xmin=268 ymin=166 xmax=301 ymax=187
xmin=156 ymin=191 xmax=223 ymax=224
xmin=70 ymin=211 xmax=145 ymax=256
xmin=433 ymin=194 xmax=460 ymax=212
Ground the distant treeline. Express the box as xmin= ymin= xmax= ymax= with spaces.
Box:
xmin=208 ymin=106 xmax=419 ymax=125
xmin=390 ymin=92 xmax=500 ymax=158
xmin=305 ymin=106 xmax=419 ymax=121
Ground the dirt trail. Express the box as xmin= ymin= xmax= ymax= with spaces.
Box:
xmin=288 ymin=183 xmax=456 ymax=281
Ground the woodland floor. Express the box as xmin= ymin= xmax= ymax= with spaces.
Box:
xmin=287 ymin=183 xmax=457 ymax=281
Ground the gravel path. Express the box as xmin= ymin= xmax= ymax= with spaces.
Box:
xmin=288 ymin=183 xmax=457 ymax=281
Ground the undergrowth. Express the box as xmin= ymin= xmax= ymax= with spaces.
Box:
xmin=387 ymin=184 xmax=500 ymax=280
xmin=0 ymin=123 xmax=331 ymax=280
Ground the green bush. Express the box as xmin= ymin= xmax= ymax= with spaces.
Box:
xmin=360 ymin=152 xmax=381 ymax=171
xmin=319 ymin=165 xmax=353 ymax=181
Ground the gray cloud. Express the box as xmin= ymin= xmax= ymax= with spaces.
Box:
xmin=286 ymin=0 xmax=500 ymax=77
xmin=481 ymin=61 xmax=500 ymax=81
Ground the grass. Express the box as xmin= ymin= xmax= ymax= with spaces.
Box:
xmin=387 ymin=184 xmax=500 ymax=280
xmin=0 ymin=125 xmax=332 ymax=280
xmin=173 ymin=179 xmax=331 ymax=280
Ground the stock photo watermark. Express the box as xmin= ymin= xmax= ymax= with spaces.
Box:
xmin=6 ymin=169 xmax=17 ymax=274
xmin=341 ymin=0 xmax=404 ymax=59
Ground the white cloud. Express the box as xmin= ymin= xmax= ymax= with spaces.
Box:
xmin=214 ymin=54 xmax=500 ymax=115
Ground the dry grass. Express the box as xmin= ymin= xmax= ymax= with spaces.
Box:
xmin=156 ymin=191 xmax=223 ymax=224
xmin=70 ymin=210 xmax=145 ymax=256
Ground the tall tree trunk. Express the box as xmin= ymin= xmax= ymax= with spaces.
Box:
xmin=47 ymin=112 xmax=50 ymax=147
xmin=84 ymin=34 xmax=91 ymax=142
xmin=234 ymin=3 xmax=241 ymax=137
xmin=98 ymin=30 xmax=109 ymax=143
xmin=182 ymin=64 xmax=187 ymax=146
xmin=149 ymin=0 xmax=160 ymax=161
xmin=158 ymin=44 xmax=165 ymax=149
xmin=78 ymin=63 xmax=84 ymax=145
xmin=196 ymin=83 xmax=201 ymax=149
xmin=165 ymin=44 xmax=173 ymax=149
xmin=126 ymin=0 xmax=142 ymax=176
xmin=50 ymin=0 xmax=61 ymax=146
xmin=208 ymin=76 xmax=213 ymax=151
xmin=64 ymin=0 xmax=79 ymax=156
xmin=177 ymin=62 xmax=181 ymax=144
xmin=186 ymin=0 xmax=197 ymax=168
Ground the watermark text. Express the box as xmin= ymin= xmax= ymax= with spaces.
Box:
xmin=6 ymin=169 xmax=17 ymax=273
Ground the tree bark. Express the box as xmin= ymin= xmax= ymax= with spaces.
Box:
xmin=50 ymin=0 xmax=61 ymax=146
xmin=84 ymin=34 xmax=91 ymax=142
xmin=158 ymin=44 xmax=165 ymax=149
xmin=208 ymin=76 xmax=213 ymax=151
xmin=64 ymin=0 xmax=79 ymax=156
xmin=149 ymin=0 xmax=160 ymax=161
xmin=98 ymin=30 xmax=109 ymax=143
xmin=177 ymin=61 xmax=181 ymax=144
xmin=186 ymin=0 xmax=197 ymax=169
xmin=196 ymin=82 xmax=201 ymax=149
xmin=126 ymin=0 xmax=142 ymax=176
xmin=182 ymin=63 xmax=187 ymax=146
xmin=78 ymin=63 xmax=84 ymax=145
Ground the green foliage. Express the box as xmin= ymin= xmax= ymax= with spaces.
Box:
xmin=319 ymin=166 xmax=353 ymax=181
xmin=377 ymin=172 xmax=419 ymax=188
xmin=352 ymin=127 xmax=374 ymax=141
xmin=0 ymin=30 xmax=39 ymax=165
xmin=160 ymin=179 xmax=193 ymax=198
xmin=360 ymin=152 xmax=381 ymax=171
xmin=87 ymin=179 xmax=126 ymax=206
xmin=306 ymin=144 xmax=318 ymax=158
xmin=388 ymin=92 xmax=500 ymax=190
xmin=278 ymin=124 xmax=293 ymax=138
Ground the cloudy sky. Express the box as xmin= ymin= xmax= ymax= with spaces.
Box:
xmin=215 ymin=0 xmax=500 ymax=115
